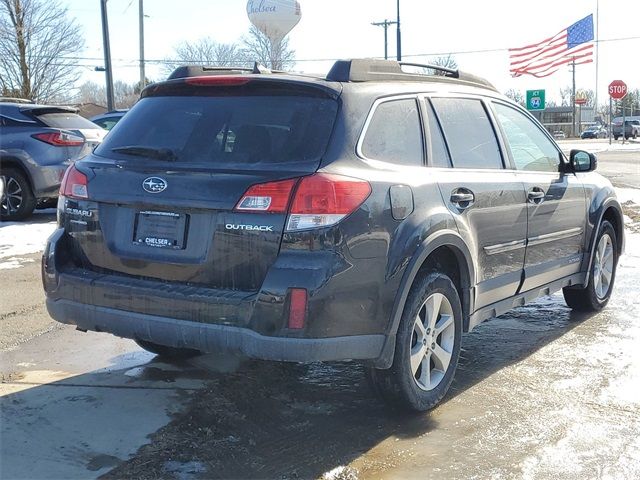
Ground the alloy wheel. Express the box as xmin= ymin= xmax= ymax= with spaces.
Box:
xmin=593 ymin=233 xmax=614 ymax=300
xmin=410 ymin=292 xmax=456 ymax=391
xmin=0 ymin=175 xmax=23 ymax=216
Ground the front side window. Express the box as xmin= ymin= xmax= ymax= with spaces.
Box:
xmin=360 ymin=98 xmax=424 ymax=167
xmin=431 ymin=98 xmax=503 ymax=169
xmin=493 ymin=103 xmax=560 ymax=172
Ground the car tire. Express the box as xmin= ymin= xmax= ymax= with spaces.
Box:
xmin=135 ymin=339 xmax=202 ymax=359
xmin=563 ymin=221 xmax=617 ymax=312
xmin=0 ymin=167 xmax=36 ymax=221
xmin=368 ymin=272 xmax=462 ymax=412
xmin=614 ymin=135 xmax=619 ymax=140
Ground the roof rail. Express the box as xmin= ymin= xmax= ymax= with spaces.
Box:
xmin=168 ymin=62 xmax=279 ymax=80
xmin=325 ymin=58 xmax=497 ymax=92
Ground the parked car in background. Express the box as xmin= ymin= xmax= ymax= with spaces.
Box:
xmin=581 ymin=125 xmax=607 ymax=139
xmin=43 ymin=59 xmax=624 ymax=412
xmin=90 ymin=110 xmax=128 ymax=131
xmin=612 ymin=119 xmax=640 ymax=140
xmin=0 ymin=103 xmax=107 ymax=220
xmin=552 ymin=130 xmax=566 ymax=139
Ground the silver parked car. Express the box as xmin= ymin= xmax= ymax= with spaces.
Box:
xmin=0 ymin=103 xmax=106 ymax=220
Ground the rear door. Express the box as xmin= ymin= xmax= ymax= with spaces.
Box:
xmin=428 ymin=96 xmax=528 ymax=310
xmin=490 ymin=101 xmax=586 ymax=291
xmin=64 ymin=79 xmax=339 ymax=292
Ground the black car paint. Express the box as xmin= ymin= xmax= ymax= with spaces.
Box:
xmin=42 ymin=72 xmax=624 ymax=368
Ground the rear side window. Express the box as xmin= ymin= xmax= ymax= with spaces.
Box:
xmin=96 ymin=95 xmax=338 ymax=171
xmin=360 ymin=98 xmax=423 ymax=166
xmin=34 ymin=112 xmax=99 ymax=130
xmin=431 ymin=98 xmax=503 ymax=169
xmin=424 ymin=101 xmax=451 ymax=168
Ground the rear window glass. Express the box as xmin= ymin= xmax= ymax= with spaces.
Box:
xmin=95 ymin=95 xmax=338 ymax=170
xmin=35 ymin=112 xmax=100 ymax=129
xmin=360 ymin=99 xmax=423 ymax=167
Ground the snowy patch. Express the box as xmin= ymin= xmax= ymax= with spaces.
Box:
xmin=615 ymin=187 xmax=640 ymax=206
xmin=0 ymin=218 xmax=57 ymax=268
xmin=557 ymin=139 xmax=640 ymax=154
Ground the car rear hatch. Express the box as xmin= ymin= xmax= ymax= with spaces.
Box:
xmin=61 ymin=76 xmax=341 ymax=293
xmin=24 ymin=106 xmax=107 ymax=156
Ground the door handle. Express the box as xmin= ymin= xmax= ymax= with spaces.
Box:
xmin=527 ymin=187 xmax=546 ymax=204
xmin=450 ymin=189 xmax=475 ymax=208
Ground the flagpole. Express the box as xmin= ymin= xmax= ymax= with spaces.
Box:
xmin=595 ymin=0 xmax=599 ymax=121
xmin=572 ymin=58 xmax=576 ymax=137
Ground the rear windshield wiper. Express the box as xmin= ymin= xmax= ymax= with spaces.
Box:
xmin=111 ymin=146 xmax=177 ymax=162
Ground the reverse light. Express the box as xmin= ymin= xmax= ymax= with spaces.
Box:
xmin=32 ymin=131 xmax=85 ymax=147
xmin=288 ymin=288 xmax=307 ymax=329
xmin=286 ymin=173 xmax=371 ymax=231
xmin=235 ymin=178 xmax=298 ymax=213
xmin=59 ymin=164 xmax=88 ymax=199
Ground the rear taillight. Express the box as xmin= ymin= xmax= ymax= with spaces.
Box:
xmin=32 ymin=131 xmax=85 ymax=147
xmin=59 ymin=164 xmax=88 ymax=199
xmin=235 ymin=178 xmax=298 ymax=213
xmin=286 ymin=174 xmax=371 ymax=231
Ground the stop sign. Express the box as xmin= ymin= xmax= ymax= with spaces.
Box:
xmin=608 ymin=80 xmax=627 ymax=100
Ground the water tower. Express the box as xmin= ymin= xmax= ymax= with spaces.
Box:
xmin=246 ymin=0 xmax=301 ymax=69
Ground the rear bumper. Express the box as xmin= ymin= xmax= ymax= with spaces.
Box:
xmin=46 ymin=298 xmax=385 ymax=362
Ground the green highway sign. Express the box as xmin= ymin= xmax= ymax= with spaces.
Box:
xmin=526 ymin=90 xmax=545 ymax=111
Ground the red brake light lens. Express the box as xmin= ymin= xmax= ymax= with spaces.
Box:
xmin=60 ymin=164 xmax=88 ymax=199
xmin=235 ymin=178 xmax=298 ymax=213
xmin=286 ymin=174 xmax=371 ymax=231
xmin=32 ymin=131 xmax=85 ymax=147
xmin=184 ymin=76 xmax=251 ymax=86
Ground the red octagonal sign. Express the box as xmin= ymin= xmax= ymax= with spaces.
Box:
xmin=609 ymin=80 xmax=627 ymax=100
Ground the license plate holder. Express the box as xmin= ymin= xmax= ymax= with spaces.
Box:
xmin=134 ymin=210 xmax=187 ymax=249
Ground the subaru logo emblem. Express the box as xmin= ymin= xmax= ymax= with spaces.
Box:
xmin=142 ymin=177 xmax=167 ymax=194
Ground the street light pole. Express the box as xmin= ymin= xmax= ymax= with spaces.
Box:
xmin=139 ymin=0 xmax=145 ymax=90
xmin=371 ymin=19 xmax=397 ymax=60
xmin=396 ymin=0 xmax=402 ymax=61
xmin=100 ymin=0 xmax=114 ymax=111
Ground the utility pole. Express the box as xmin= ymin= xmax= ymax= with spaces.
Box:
xmin=139 ymin=0 xmax=145 ymax=90
xmin=100 ymin=0 xmax=114 ymax=111
xmin=371 ymin=19 xmax=397 ymax=60
xmin=396 ymin=0 xmax=402 ymax=61
xmin=571 ymin=57 xmax=576 ymax=138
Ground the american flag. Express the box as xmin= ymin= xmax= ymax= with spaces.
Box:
xmin=509 ymin=14 xmax=594 ymax=78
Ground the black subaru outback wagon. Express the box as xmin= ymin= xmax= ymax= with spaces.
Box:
xmin=43 ymin=59 xmax=624 ymax=411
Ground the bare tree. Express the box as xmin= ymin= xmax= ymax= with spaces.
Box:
xmin=163 ymin=38 xmax=247 ymax=76
xmin=428 ymin=55 xmax=458 ymax=75
xmin=0 ymin=0 xmax=84 ymax=102
xmin=504 ymin=88 xmax=525 ymax=107
xmin=559 ymin=87 xmax=572 ymax=107
xmin=241 ymin=25 xmax=295 ymax=70
xmin=75 ymin=80 xmax=139 ymax=109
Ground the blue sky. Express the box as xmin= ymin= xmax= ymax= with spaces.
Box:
xmin=64 ymin=0 xmax=640 ymax=105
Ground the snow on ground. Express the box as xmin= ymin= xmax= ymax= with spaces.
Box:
xmin=0 ymin=210 xmax=57 ymax=270
xmin=557 ymin=139 xmax=640 ymax=154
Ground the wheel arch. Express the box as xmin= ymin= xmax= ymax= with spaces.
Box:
xmin=0 ymin=155 xmax=34 ymax=190
xmin=373 ymin=230 xmax=476 ymax=369
xmin=585 ymin=199 xmax=624 ymax=286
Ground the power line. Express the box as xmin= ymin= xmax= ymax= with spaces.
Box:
xmin=16 ymin=35 xmax=640 ymax=66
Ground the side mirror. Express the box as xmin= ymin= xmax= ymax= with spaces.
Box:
xmin=569 ymin=149 xmax=597 ymax=172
